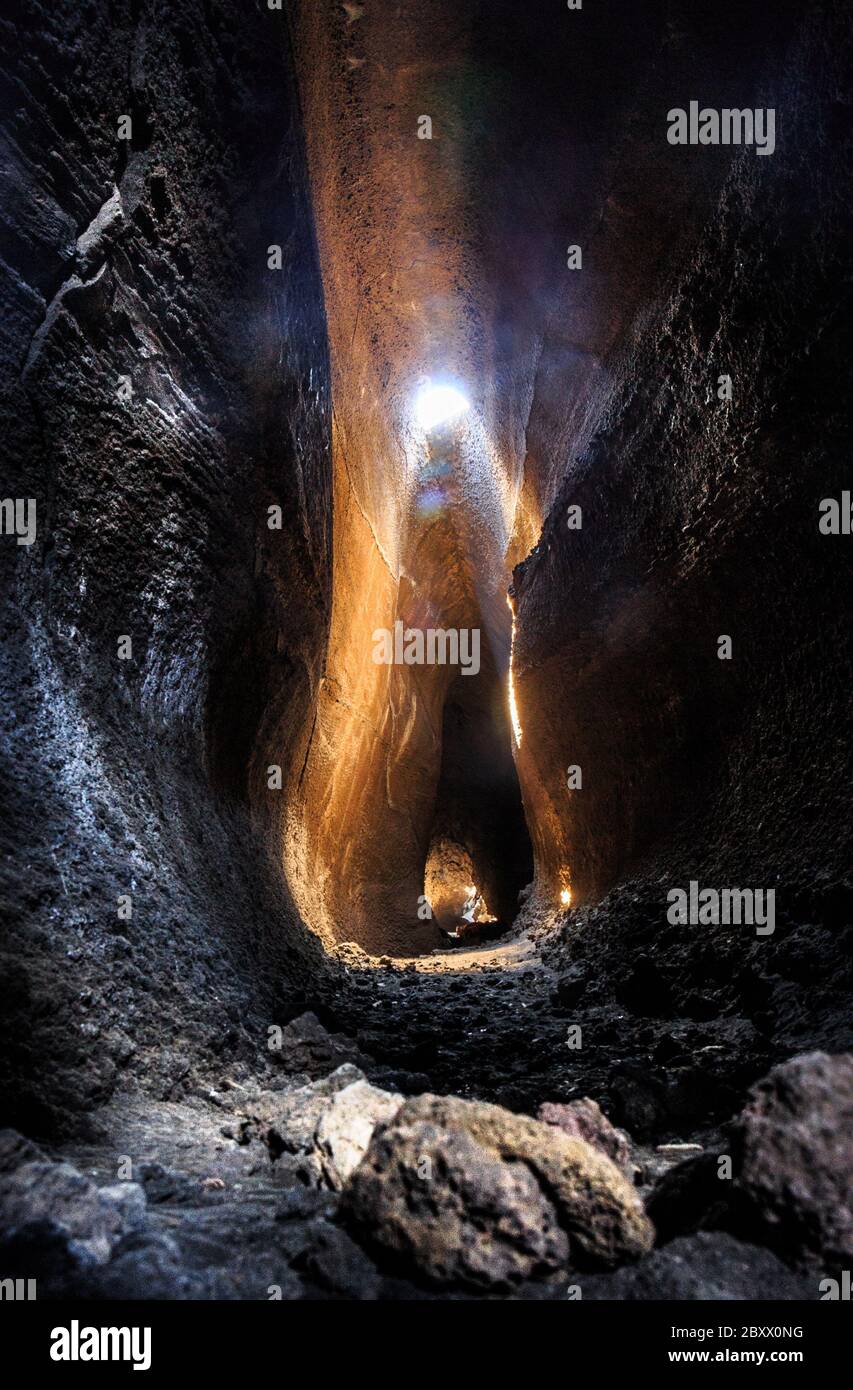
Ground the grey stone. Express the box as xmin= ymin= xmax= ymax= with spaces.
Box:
xmin=0 ymin=1159 xmax=138 ymax=1265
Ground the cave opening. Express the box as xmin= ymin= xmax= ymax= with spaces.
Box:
xmin=424 ymin=659 xmax=533 ymax=943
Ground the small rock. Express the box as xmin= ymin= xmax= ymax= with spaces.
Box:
xmin=270 ymin=1013 xmax=373 ymax=1078
xmin=139 ymin=1162 xmax=207 ymax=1205
xmin=315 ymin=1078 xmax=403 ymax=1189
xmin=0 ymin=1129 xmax=46 ymax=1175
xmin=96 ymin=1181 xmax=147 ymax=1232
xmin=250 ymin=1065 xmax=402 ymax=1191
xmin=259 ymin=1065 xmax=365 ymax=1178
xmin=538 ymin=1098 xmax=635 ymax=1176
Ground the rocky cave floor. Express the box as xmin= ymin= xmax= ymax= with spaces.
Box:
xmin=1 ymin=873 xmax=851 ymax=1302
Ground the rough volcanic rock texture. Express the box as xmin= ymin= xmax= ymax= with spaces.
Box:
xmin=0 ymin=1159 xmax=144 ymax=1266
xmin=0 ymin=0 xmax=333 ymax=1136
xmin=285 ymin=0 xmax=534 ymax=954
xmin=729 ymin=1052 xmax=853 ymax=1268
xmin=537 ymin=1098 xmax=634 ymax=1177
xmin=512 ymin=3 xmax=853 ymax=911
xmin=341 ymin=1092 xmax=653 ymax=1289
xmin=581 ymin=1233 xmax=816 ymax=1302
xmin=1 ymin=3 xmax=851 ymax=1321
xmin=646 ymin=1053 xmax=853 ymax=1274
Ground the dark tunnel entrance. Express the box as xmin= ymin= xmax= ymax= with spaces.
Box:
xmin=424 ymin=663 xmax=533 ymax=941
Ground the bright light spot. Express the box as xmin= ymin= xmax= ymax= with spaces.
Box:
xmin=414 ymin=382 xmax=470 ymax=432
xmin=508 ymin=665 xmax=522 ymax=749
xmin=507 ymin=598 xmax=523 ymax=748
xmin=461 ymin=883 xmax=496 ymax=925
xmin=560 ymin=888 xmax=572 ymax=907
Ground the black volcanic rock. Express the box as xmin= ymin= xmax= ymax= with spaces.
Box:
xmin=582 ymin=1233 xmax=816 ymax=1301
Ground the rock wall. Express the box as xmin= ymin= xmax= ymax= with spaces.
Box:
xmin=285 ymin=0 xmax=533 ymax=954
xmin=285 ymin=0 xmax=807 ymax=951
xmin=0 ymin=0 xmax=333 ymax=1136
xmin=513 ymin=4 xmax=853 ymax=908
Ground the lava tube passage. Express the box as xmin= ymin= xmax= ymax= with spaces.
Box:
xmin=1 ymin=0 xmax=852 ymax=1351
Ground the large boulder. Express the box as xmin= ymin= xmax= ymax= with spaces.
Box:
xmin=729 ymin=1051 xmax=853 ymax=1267
xmin=646 ymin=1052 xmax=853 ymax=1270
xmin=341 ymin=1093 xmax=654 ymax=1290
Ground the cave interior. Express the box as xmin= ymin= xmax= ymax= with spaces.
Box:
xmin=0 ymin=0 xmax=852 ymax=1305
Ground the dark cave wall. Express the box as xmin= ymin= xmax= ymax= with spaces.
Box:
xmin=429 ymin=666 xmax=533 ymax=926
xmin=0 ymin=0 xmax=333 ymax=1136
xmin=514 ymin=4 xmax=853 ymax=910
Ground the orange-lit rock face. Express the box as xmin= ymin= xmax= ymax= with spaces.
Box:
xmin=283 ymin=1 xmax=802 ymax=951
xmin=285 ymin=1 xmax=534 ymax=955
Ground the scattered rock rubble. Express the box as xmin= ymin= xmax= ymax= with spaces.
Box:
xmin=0 ymin=1014 xmax=848 ymax=1300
